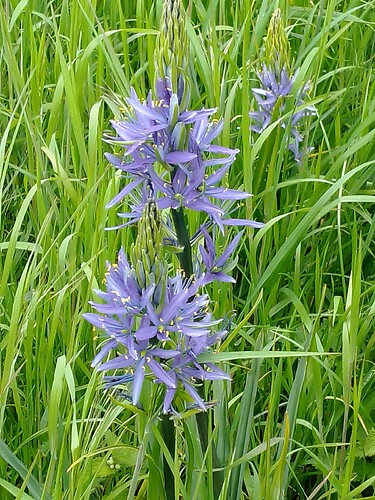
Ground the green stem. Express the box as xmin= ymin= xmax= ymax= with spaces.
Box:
xmin=171 ymin=205 xmax=223 ymax=499
xmin=161 ymin=415 xmax=175 ymax=500
xmin=171 ymin=207 xmax=193 ymax=277
xmin=196 ymin=386 xmax=224 ymax=500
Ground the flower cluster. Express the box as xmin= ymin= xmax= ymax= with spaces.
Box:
xmin=85 ymin=0 xmax=265 ymax=415
xmin=84 ymin=244 xmax=229 ymax=414
xmin=105 ymin=77 xmax=261 ymax=231
xmin=250 ymin=64 xmax=316 ymax=162
xmin=249 ymin=9 xmax=316 ymax=162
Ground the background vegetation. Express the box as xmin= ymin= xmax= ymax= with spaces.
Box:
xmin=1 ymin=0 xmax=375 ymax=498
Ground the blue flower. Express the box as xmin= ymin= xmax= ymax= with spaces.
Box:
xmin=84 ymin=248 xmax=229 ymax=412
xmin=97 ymin=347 xmax=179 ymax=407
xmin=198 ymin=226 xmax=244 ymax=284
xmin=104 ymin=78 xmax=254 ymax=227
xmin=161 ymin=350 xmax=230 ymax=413
xmin=250 ymin=64 xmax=316 ymax=162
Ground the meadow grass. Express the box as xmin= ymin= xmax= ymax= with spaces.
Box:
xmin=1 ymin=0 xmax=375 ymax=498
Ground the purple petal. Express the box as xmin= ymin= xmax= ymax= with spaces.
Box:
xmin=204 ymin=162 xmax=232 ymax=186
xmin=163 ymin=387 xmax=177 ymax=413
xmin=146 ymin=302 xmax=159 ymax=326
xmin=165 ymin=151 xmax=197 ymax=164
xmin=186 ymin=198 xmax=223 ymax=215
xmin=215 ymin=231 xmax=243 ymax=268
xmin=197 ymin=273 xmax=214 ymax=286
xmin=157 ymin=197 xmax=177 ymax=209
xmin=205 ymin=145 xmax=238 ymax=155
xmin=206 ymin=187 xmax=251 ymax=200
xmin=132 ymin=358 xmax=146 ymax=405
xmin=222 ymin=218 xmax=265 ymax=228
xmin=105 ymin=152 xmax=125 ymax=167
xmin=88 ymin=303 xmax=127 ymax=315
xmin=92 ymin=339 xmax=118 ymax=367
xmin=199 ymin=118 xmax=223 ymax=144
xmin=83 ymin=313 xmax=123 ymax=332
xmin=203 ymin=157 xmax=235 ymax=167
xmin=162 ymin=290 xmax=189 ymax=323
xmin=135 ymin=325 xmax=158 ymax=341
xmin=178 ymin=327 xmax=211 ymax=337
xmin=148 ymin=168 xmax=172 ymax=195
xmin=106 ymin=178 xmax=144 ymax=208
xmin=99 ymin=355 xmax=136 ymax=371
xmin=117 ymin=335 xmax=139 ymax=360
xmin=126 ymin=98 xmax=164 ymax=122
xmin=148 ymin=358 xmax=177 ymax=388
xmin=104 ymin=374 xmax=134 ymax=389
xmin=151 ymin=348 xmax=180 ymax=359
xmin=196 ymin=362 xmax=231 ymax=380
xmin=199 ymin=245 xmax=212 ymax=269
xmin=180 ymin=107 xmax=216 ymax=123
xmin=210 ymin=272 xmax=236 ymax=283
xmin=181 ymin=381 xmax=206 ymax=411
xmin=252 ymin=88 xmax=271 ymax=97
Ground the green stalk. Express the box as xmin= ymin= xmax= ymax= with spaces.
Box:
xmin=161 ymin=414 xmax=175 ymax=500
xmin=195 ymin=389 xmax=224 ymax=500
xmin=171 ymin=207 xmax=193 ymax=277
xmin=171 ymin=203 xmax=223 ymax=499
xmin=133 ymin=200 xmax=176 ymax=500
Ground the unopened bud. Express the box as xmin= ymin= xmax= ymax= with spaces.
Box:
xmin=155 ymin=0 xmax=189 ymax=98
xmin=265 ymin=9 xmax=291 ymax=76
xmin=130 ymin=199 xmax=167 ymax=306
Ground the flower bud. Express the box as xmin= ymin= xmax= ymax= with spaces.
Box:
xmin=130 ymin=199 xmax=167 ymax=307
xmin=265 ymin=8 xmax=291 ymax=76
xmin=155 ymin=0 xmax=189 ymax=101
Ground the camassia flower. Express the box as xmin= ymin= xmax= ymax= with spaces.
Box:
xmin=197 ymin=226 xmax=244 ymax=284
xmin=250 ymin=64 xmax=316 ymax=162
xmin=83 ymin=247 xmax=229 ymax=413
xmin=104 ymin=77 xmax=259 ymax=228
xmin=161 ymin=347 xmax=230 ymax=413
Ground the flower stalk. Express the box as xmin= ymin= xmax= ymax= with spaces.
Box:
xmin=250 ymin=8 xmax=316 ymax=163
xmin=84 ymin=1 xmax=265 ymax=498
xmin=171 ymin=206 xmax=193 ymax=278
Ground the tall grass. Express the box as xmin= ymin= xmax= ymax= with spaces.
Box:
xmin=1 ymin=0 xmax=375 ymax=498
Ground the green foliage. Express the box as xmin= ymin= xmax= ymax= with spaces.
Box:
xmin=1 ymin=0 xmax=375 ymax=498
